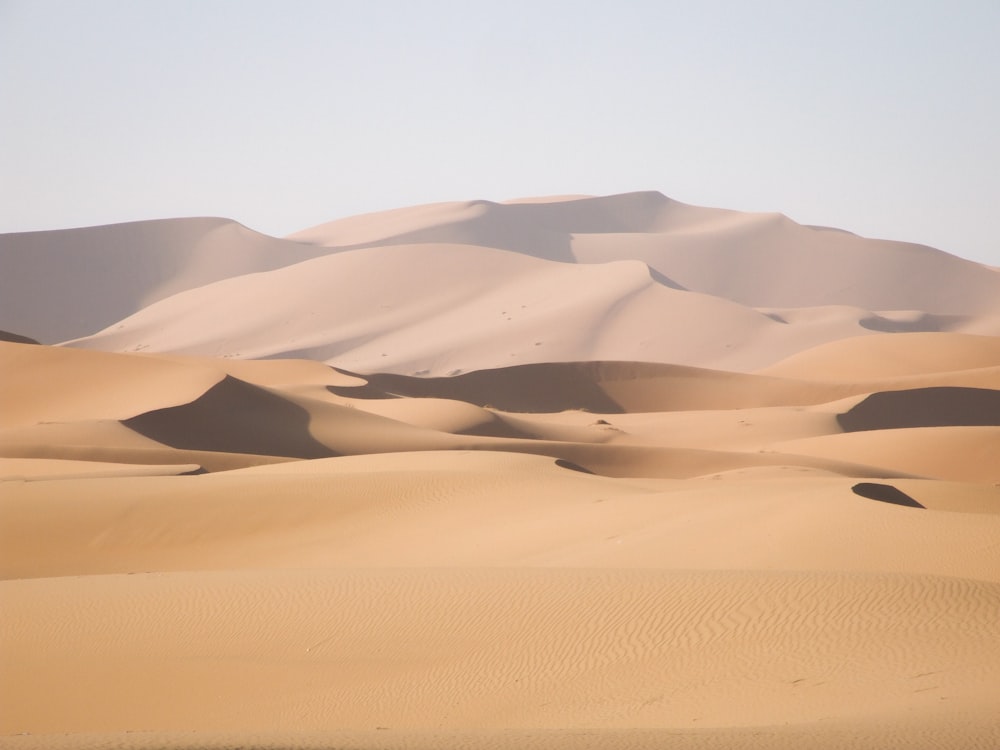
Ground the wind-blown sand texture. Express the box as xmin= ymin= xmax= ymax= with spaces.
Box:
xmin=2 ymin=193 xmax=1000 ymax=749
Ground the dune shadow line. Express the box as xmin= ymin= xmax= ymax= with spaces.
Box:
xmin=124 ymin=376 xmax=336 ymax=459
xmin=851 ymin=482 xmax=925 ymax=509
xmin=354 ymin=363 xmax=624 ymax=413
xmin=837 ymin=387 xmax=1000 ymax=432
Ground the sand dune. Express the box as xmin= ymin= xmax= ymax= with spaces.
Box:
xmin=291 ymin=192 xmax=1000 ymax=314
xmin=3 ymin=192 xmax=995 ymax=372
xmin=0 ymin=341 xmax=223 ymax=428
xmin=0 ymin=330 xmax=39 ymax=345
xmin=774 ymin=426 xmax=1000 ymax=483
xmin=5 ymin=449 xmax=999 ymax=581
xmin=0 ymin=457 xmax=200 ymax=481
xmin=0 ymin=342 xmax=930 ymax=481
xmin=346 ymin=360 xmax=858 ymax=413
xmin=758 ymin=331 xmax=1000 ymax=380
xmin=62 ymin=241 xmax=865 ymax=374
xmin=3 ymin=193 xmax=1000 ymax=750
xmin=3 ymin=569 xmax=999 ymax=748
xmin=837 ymin=387 xmax=1000 ymax=431
xmin=0 ymin=218 xmax=333 ymax=344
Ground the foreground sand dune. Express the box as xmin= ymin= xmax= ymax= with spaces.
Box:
xmin=3 ymin=195 xmax=1000 ymax=749
xmin=4 ymin=449 xmax=999 ymax=581
xmin=2 ymin=335 xmax=999 ymax=749
xmin=4 ymin=570 xmax=999 ymax=737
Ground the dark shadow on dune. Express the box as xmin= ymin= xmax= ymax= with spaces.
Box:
xmin=0 ymin=330 xmax=40 ymax=345
xmin=803 ymin=224 xmax=858 ymax=235
xmin=648 ymin=267 xmax=689 ymax=291
xmin=124 ymin=376 xmax=336 ymax=459
xmin=326 ymin=367 xmax=401 ymax=400
xmin=837 ymin=387 xmax=1000 ymax=432
xmin=454 ymin=415 xmax=538 ymax=440
xmin=554 ymin=458 xmax=596 ymax=474
xmin=360 ymin=363 xmax=624 ymax=413
xmin=859 ymin=313 xmax=966 ymax=333
xmin=338 ymin=359 xmax=842 ymax=414
xmin=851 ymin=482 xmax=925 ymax=508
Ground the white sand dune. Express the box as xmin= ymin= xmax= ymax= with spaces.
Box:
xmin=0 ymin=217 xmax=331 ymax=343
xmin=4 ymin=192 xmax=999 ymax=373
xmin=291 ymin=192 xmax=1000 ymax=314
xmin=62 ymin=242 xmax=869 ymax=374
xmin=2 ymin=194 xmax=1000 ymax=750
xmin=59 ymin=241 xmax=1000 ymax=374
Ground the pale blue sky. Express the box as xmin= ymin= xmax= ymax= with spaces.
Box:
xmin=2 ymin=0 xmax=998 ymax=264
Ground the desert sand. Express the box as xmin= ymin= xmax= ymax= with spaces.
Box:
xmin=2 ymin=192 xmax=999 ymax=749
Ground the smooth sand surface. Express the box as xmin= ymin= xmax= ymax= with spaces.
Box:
xmin=2 ymin=194 xmax=1000 ymax=749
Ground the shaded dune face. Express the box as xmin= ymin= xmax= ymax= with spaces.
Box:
xmin=0 ymin=330 xmax=39 ymax=345
xmin=335 ymin=361 xmax=846 ymax=414
xmin=342 ymin=362 xmax=625 ymax=413
xmin=2 ymin=194 xmax=1000 ymax=750
xmin=851 ymin=482 xmax=926 ymax=508
xmin=837 ymin=387 xmax=1000 ymax=431
xmin=123 ymin=376 xmax=336 ymax=459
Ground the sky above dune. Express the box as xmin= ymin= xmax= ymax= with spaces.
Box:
xmin=1 ymin=0 xmax=998 ymax=265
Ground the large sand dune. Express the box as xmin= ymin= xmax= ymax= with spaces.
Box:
xmin=292 ymin=192 xmax=1000 ymax=313
xmin=5 ymin=192 xmax=999 ymax=373
xmin=0 ymin=218 xmax=331 ymax=344
xmin=2 ymin=194 xmax=999 ymax=749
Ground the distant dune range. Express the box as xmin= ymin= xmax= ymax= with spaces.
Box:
xmin=4 ymin=192 xmax=999 ymax=373
xmin=2 ymin=193 xmax=999 ymax=750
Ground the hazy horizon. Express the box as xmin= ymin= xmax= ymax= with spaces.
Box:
xmin=2 ymin=0 xmax=998 ymax=265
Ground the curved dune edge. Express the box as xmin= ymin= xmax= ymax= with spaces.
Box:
xmin=773 ymin=426 xmax=1000 ymax=483
xmin=757 ymin=331 xmax=1000 ymax=381
xmin=0 ymin=457 xmax=200 ymax=481
xmin=837 ymin=387 xmax=1000 ymax=431
xmin=3 ymin=342 xmax=997 ymax=482
xmin=0 ymin=329 xmax=39 ymax=345
xmin=5 ymin=452 xmax=998 ymax=582
xmin=344 ymin=360 xmax=846 ymax=413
